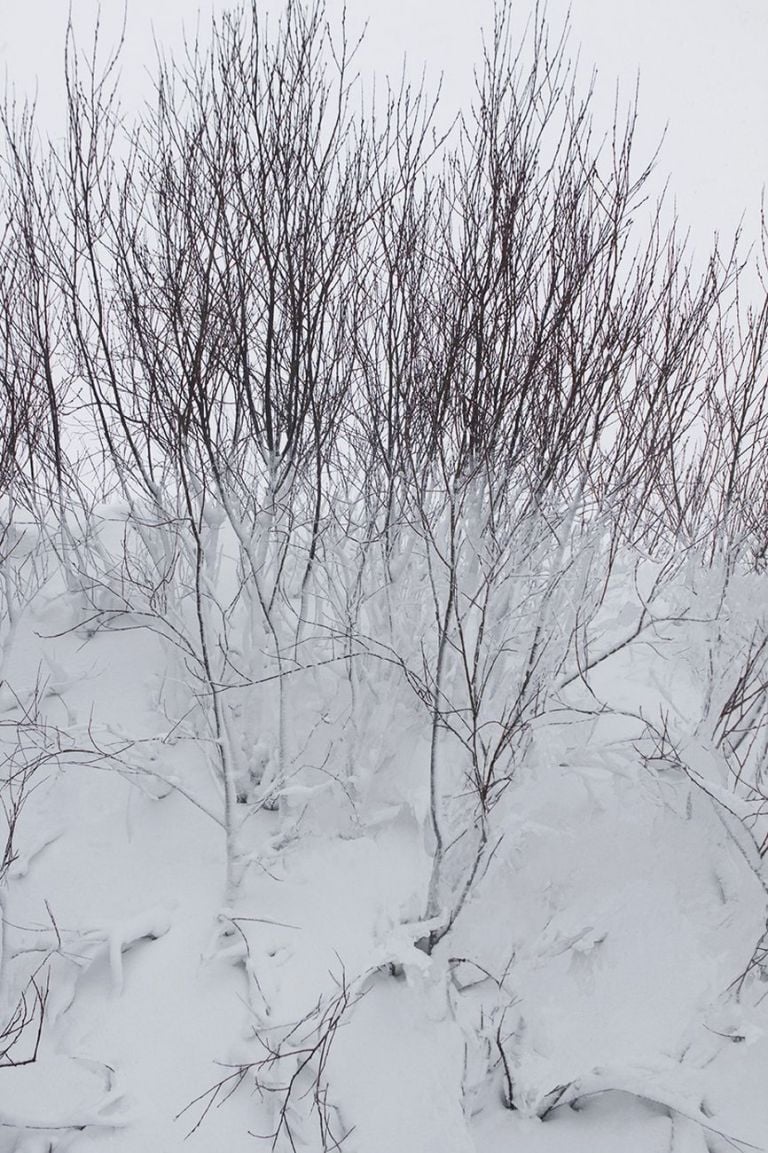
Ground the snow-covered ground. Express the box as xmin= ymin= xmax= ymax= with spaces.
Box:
xmin=1 ymin=516 xmax=767 ymax=1153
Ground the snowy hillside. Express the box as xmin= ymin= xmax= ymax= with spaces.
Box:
xmin=1 ymin=2 xmax=768 ymax=1151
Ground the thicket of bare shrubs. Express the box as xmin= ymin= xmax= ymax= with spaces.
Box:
xmin=0 ymin=1 xmax=767 ymax=1132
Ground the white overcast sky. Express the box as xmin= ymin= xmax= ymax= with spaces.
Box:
xmin=0 ymin=0 xmax=766 ymax=268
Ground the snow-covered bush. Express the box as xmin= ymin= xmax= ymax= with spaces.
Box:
xmin=0 ymin=1 xmax=767 ymax=1149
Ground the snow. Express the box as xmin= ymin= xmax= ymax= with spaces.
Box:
xmin=0 ymin=1053 xmax=129 ymax=1131
xmin=327 ymin=976 xmax=474 ymax=1153
xmin=0 ymin=543 xmax=767 ymax=1153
